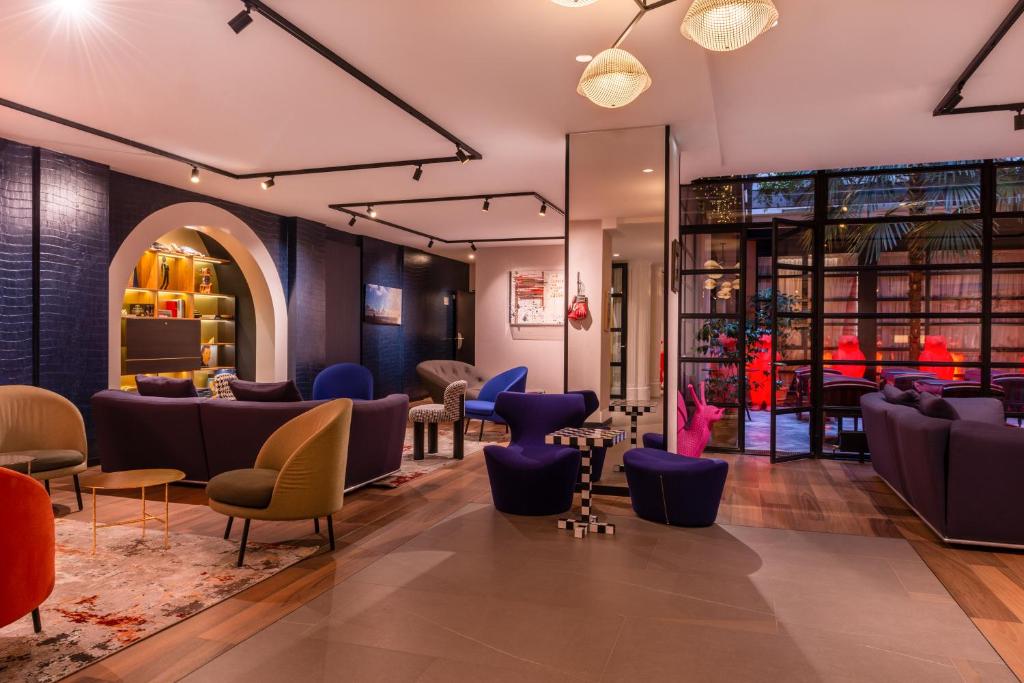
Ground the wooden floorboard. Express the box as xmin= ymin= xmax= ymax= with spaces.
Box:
xmin=47 ymin=450 xmax=1024 ymax=682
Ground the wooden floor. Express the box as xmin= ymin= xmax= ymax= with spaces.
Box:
xmin=50 ymin=451 xmax=1024 ymax=682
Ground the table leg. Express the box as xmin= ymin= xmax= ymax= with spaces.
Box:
xmin=91 ymin=488 xmax=97 ymax=554
xmin=164 ymin=483 xmax=170 ymax=549
xmin=557 ymin=447 xmax=616 ymax=539
xmin=630 ymin=414 xmax=638 ymax=447
xmin=141 ymin=485 xmax=146 ymax=539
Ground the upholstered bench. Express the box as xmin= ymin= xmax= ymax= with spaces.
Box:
xmin=623 ymin=448 xmax=729 ymax=527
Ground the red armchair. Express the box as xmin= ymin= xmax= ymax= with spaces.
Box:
xmin=919 ymin=335 xmax=955 ymax=380
xmin=832 ymin=335 xmax=866 ymax=378
xmin=0 ymin=468 xmax=55 ymax=633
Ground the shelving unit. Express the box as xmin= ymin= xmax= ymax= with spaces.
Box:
xmin=120 ymin=246 xmax=237 ymax=392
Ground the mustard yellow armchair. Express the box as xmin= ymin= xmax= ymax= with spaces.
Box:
xmin=0 ymin=385 xmax=88 ymax=511
xmin=206 ymin=399 xmax=353 ymax=566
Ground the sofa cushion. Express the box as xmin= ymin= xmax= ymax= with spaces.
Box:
xmin=1 ymin=449 xmax=85 ymax=474
xmin=207 ymin=468 xmax=278 ymax=509
xmin=882 ymin=384 xmax=918 ymax=406
xmin=229 ymin=379 xmax=302 ymax=403
xmin=136 ymin=375 xmax=198 ymax=398
xmin=918 ymin=392 xmax=960 ymax=420
xmin=946 ymin=397 xmax=1005 ymax=425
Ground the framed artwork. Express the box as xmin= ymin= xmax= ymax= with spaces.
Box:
xmin=509 ymin=270 xmax=565 ymax=327
xmin=364 ymin=284 xmax=403 ymax=325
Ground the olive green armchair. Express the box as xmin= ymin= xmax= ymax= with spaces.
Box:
xmin=207 ymin=399 xmax=353 ymax=566
xmin=0 ymin=385 xmax=88 ymax=510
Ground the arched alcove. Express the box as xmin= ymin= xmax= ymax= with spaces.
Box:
xmin=108 ymin=202 xmax=288 ymax=389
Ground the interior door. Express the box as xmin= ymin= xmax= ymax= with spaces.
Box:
xmin=454 ymin=290 xmax=476 ymax=364
xmin=770 ymin=218 xmax=821 ymax=463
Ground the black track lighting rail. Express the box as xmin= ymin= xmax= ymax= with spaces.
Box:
xmin=329 ymin=192 xmax=565 ymax=216
xmin=0 ymin=1 xmax=480 ymax=182
xmin=331 ymin=205 xmax=564 ymax=246
xmin=933 ymin=0 xmax=1024 ymax=121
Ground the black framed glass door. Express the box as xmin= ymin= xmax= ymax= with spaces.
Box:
xmin=770 ymin=218 xmax=822 ymax=463
xmin=610 ymin=263 xmax=627 ymax=399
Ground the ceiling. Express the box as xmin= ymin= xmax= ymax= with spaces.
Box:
xmin=1 ymin=0 xmax=1022 ymax=262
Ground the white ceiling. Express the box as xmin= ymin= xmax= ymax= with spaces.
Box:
xmin=1 ymin=0 xmax=1022 ymax=262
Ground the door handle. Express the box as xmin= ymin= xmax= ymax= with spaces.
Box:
xmin=455 ymin=333 xmax=464 ymax=350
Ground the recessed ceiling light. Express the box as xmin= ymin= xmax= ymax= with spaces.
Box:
xmin=575 ymin=54 xmax=593 ymax=63
xmin=53 ymin=0 xmax=92 ymax=17
xmin=613 ymin=253 xmax=621 ymax=257
xmin=468 ymin=253 xmax=475 ymax=260
xmin=642 ymin=168 xmax=654 ymax=173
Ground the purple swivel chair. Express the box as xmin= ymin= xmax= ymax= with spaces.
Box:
xmin=483 ymin=392 xmax=584 ymax=516
xmin=465 ymin=366 xmax=528 ymax=440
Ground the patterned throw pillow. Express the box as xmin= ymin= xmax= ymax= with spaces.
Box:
xmin=209 ymin=373 xmax=237 ymax=400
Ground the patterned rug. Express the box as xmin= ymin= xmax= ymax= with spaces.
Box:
xmin=0 ymin=518 xmax=320 ymax=682
xmin=378 ymin=421 xmax=506 ymax=487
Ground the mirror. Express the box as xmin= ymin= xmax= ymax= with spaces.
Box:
xmin=566 ymin=125 xmax=668 ymax=486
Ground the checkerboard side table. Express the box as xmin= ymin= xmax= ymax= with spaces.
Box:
xmin=546 ymin=427 xmax=624 ymax=539
xmin=608 ymin=400 xmax=658 ymax=448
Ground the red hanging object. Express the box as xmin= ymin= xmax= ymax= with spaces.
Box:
xmin=567 ymin=272 xmax=589 ymax=320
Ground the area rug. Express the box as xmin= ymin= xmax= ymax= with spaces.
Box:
xmin=376 ymin=422 xmax=506 ymax=487
xmin=0 ymin=518 xmax=320 ymax=682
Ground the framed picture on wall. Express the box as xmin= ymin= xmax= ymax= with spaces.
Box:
xmin=508 ymin=270 xmax=565 ymax=326
xmin=364 ymin=284 xmax=403 ymax=325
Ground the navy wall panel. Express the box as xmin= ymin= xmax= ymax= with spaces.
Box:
xmin=287 ymin=218 xmax=326 ymax=399
xmin=0 ymin=140 xmax=35 ymax=385
xmin=37 ymin=149 xmax=109 ymax=435
xmin=361 ymin=237 xmax=405 ymax=398
xmin=325 ymin=231 xmax=362 ymax=367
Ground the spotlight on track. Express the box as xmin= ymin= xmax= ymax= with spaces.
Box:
xmin=348 ymin=215 xmax=357 ymax=227
xmin=455 ymin=147 xmax=469 ymax=164
xmin=228 ymin=4 xmax=253 ymax=34
xmin=367 ymin=205 xmax=377 ymax=218
xmin=470 ymin=242 xmax=478 ymax=252
xmin=539 ymin=202 xmax=547 ymax=217
xmin=428 ymin=239 xmax=434 ymax=248
xmin=1016 ymin=109 xmax=1024 ymax=131
xmin=190 ymin=166 xmax=200 ymax=184
xmin=260 ymin=176 xmax=275 ymax=190
xmin=482 ymin=197 xmax=490 ymax=212
xmin=412 ymin=164 xmax=423 ymax=181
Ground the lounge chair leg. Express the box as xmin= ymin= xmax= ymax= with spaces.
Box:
xmin=223 ymin=516 xmax=234 ymax=539
xmin=32 ymin=608 xmax=41 ymax=633
xmin=464 ymin=419 xmax=470 ymax=434
xmin=237 ymin=519 xmax=250 ymax=567
xmin=453 ymin=420 xmax=465 ymax=460
xmin=413 ymin=422 xmax=425 ymax=460
xmin=327 ymin=515 xmax=335 ymax=551
xmin=44 ymin=480 xmax=50 ymax=494
xmin=73 ymin=474 xmax=83 ymax=511
xmin=479 ymin=420 xmax=485 ymax=441
xmin=428 ymin=422 xmax=438 ymax=453
xmin=314 ymin=517 xmax=320 ymax=534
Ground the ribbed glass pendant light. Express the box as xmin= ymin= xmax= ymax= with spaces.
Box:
xmin=576 ymin=48 xmax=652 ymax=108
xmin=680 ymin=0 xmax=779 ymax=52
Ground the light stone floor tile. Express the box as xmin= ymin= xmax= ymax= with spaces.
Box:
xmin=184 ymin=502 xmax=1015 ymax=682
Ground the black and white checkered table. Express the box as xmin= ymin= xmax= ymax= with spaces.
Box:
xmin=608 ymin=400 xmax=659 ymax=448
xmin=546 ymin=427 xmax=625 ymax=539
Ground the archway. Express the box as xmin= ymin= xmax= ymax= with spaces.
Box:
xmin=108 ymin=202 xmax=288 ymax=389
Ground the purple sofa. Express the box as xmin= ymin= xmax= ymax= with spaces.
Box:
xmin=861 ymin=392 xmax=1024 ymax=548
xmin=91 ymin=390 xmax=409 ymax=491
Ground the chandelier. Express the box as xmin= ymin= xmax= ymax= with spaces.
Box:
xmin=577 ymin=48 xmax=652 ymax=109
xmin=680 ymin=0 xmax=779 ymax=52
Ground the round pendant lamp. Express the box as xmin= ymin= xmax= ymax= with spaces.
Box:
xmin=576 ymin=48 xmax=652 ymax=109
xmin=551 ymin=0 xmax=599 ymax=6
xmin=680 ymin=0 xmax=779 ymax=52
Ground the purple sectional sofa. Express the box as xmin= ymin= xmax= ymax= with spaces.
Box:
xmin=91 ymin=390 xmax=409 ymax=491
xmin=861 ymin=392 xmax=1024 ymax=548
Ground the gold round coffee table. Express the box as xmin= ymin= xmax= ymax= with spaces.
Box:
xmin=0 ymin=453 xmax=36 ymax=475
xmin=80 ymin=469 xmax=186 ymax=553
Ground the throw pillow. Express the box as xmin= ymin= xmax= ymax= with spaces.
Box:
xmin=209 ymin=373 xmax=237 ymax=400
xmin=228 ymin=379 xmax=303 ymax=402
xmin=917 ymin=391 xmax=960 ymax=420
xmin=882 ymin=384 xmax=918 ymax=406
xmin=135 ymin=375 xmax=198 ymax=398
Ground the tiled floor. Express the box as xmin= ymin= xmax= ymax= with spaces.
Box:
xmin=182 ymin=503 xmax=1014 ymax=682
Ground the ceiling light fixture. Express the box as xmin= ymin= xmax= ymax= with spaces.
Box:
xmin=470 ymin=242 xmax=478 ymax=252
xmin=455 ymin=147 xmax=469 ymax=164
xmin=190 ymin=166 xmax=200 ymax=184
xmin=412 ymin=164 xmax=423 ymax=181
xmin=642 ymin=168 xmax=654 ymax=173
xmin=613 ymin=253 xmax=621 ymax=257
xmin=575 ymin=54 xmax=594 ymax=63
xmin=53 ymin=0 xmax=93 ymax=18
xmin=468 ymin=253 xmax=475 ymax=260
xmin=367 ymin=205 xmax=377 ymax=218
xmin=482 ymin=198 xmax=491 ymax=212
xmin=428 ymin=239 xmax=434 ymax=248
xmin=260 ymin=176 xmax=275 ymax=190
xmin=228 ymin=4 xmax=254 ymax=34
xmin=539 ymin=202 xmax=548 ymax=216
xmin=680 ymin=0 xmax=780 ymax=52
xmin=552 ymin=0 xmax=600 ymax=6
xmin=577 ymin=48 xmax=652 ymax=109
xmin=1015 ymin=109 xmax=1024 ymax=131
xmin=348 ymin=215 xmax=357 ymax=227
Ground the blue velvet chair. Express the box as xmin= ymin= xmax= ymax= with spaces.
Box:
xmin=483 ymin=392 xmax=585 ymax=516
xmin=465 ymin=366 xmax=528 ymax=440
xmin=623 ymin=448 xmax=728 ymax=527
xmin=312 ymin=363 xmax=374 ymax=401
xmin=567 ymin=389 xmax=607 ymax=482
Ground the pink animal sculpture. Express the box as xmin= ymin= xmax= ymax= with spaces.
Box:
xmin=677 ymin=382 xmax=725 ymax=458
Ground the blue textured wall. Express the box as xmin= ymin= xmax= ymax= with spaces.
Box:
xmin=287 ymin=217 xmax=326 ymax=399
xmin=361 ymin=237 xmax=405 ymax=398
xmin=0 ymin=140 xmax=35 ymax=385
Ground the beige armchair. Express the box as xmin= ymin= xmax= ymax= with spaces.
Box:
xmin=0 ymin=385 xmax=88 ymax=510
xmin=206 ymin=399 xmax=353 ymax=566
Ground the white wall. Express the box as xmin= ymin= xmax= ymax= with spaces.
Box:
xmin=474 ymin=244 xmax=565 ymax=394
xmin=567 ymin=219 xmax=612 ymax=418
